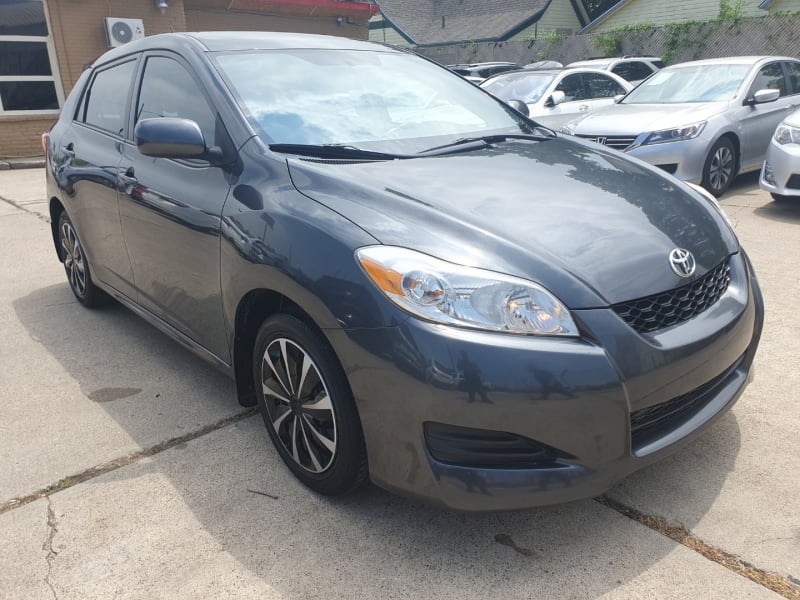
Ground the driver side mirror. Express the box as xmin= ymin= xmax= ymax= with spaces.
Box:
xmin=747 ymin=88 xmax=780 ymax=106
xmin=545 ymin=90 xmax=566 ymax=108
xmin=505 ymin=99 xmax=530 ymax=117
xmin=135 ymin=117 xmax=223 ymax=161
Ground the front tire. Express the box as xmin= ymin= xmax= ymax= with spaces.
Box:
xmin=702 ymin=137 xmax=737 ymax=197
xmin=57 ymin=212 xmax=107 ymax=307
xmin=253 ymin=314 xmax=367 ymax=495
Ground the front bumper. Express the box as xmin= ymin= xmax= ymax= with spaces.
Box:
xmin=759 ymin=137 xmax=800 ymax=198
xmin=626 ymin=137 xmax=710 ymax=183
xmin=327 ymin=252 xmax=763 ymax=511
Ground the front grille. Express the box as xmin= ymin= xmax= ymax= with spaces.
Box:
xmin=630 ymin=355 xmax=743 ymax=450
xmin=612 ymin=258 xmax=731 ymax=333
xmin=576 ymin=134 xmax=637 ymax=150
xmin=786 ymin=174 xmax=800 ymax=190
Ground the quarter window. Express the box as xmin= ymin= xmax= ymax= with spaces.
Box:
xmin=0 ymin=0 xmax=63 ymax=113
xmin=136 ymin=56 xmax=217 ymax=146
xmin=81 ymin=60 xmax=137 ymax=136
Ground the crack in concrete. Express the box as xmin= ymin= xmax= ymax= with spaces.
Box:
xmin=42 ymin=497 xmax=59 ymax=600
xmin=0 ymin=408 xmax=257 ymax=515
xmin=0 ymin=195 xmax=50 ymax=223
xmin=596 ymin=495 xmax=800 ymax=600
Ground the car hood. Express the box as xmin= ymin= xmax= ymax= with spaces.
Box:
xmin=286 ymin=137 xmax=737 ymax=308
xmin=568 ymin=102 xmax=728 ymax=135
xmin=784 ymin=107 xmax=800 ymax=128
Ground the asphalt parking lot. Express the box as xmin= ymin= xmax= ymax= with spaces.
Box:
xmin=1 ymin=167 xmax=798 ymax=599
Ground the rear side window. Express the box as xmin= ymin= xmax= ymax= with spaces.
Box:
xmin=750 ymin=62 xmax=787 ymax=97
xmin=80 ymin=60 xmax=137 ymax=135
xmin=612 ymin=61 xmax=653 ymax=82
xmin=135 ymin=56 xmax=217 ymax=146
xmin=784 ymin=61 xmax=800 ymax=95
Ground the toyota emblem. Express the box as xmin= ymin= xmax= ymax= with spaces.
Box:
xmin=669 ymin=248 xmax=696 ymax=277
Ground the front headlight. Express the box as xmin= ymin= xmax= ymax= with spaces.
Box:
xmin=775 ymin=123 xmax=800 ymax=145
xmin=643 ymin=122 xmax=706 ymax=145
xmin=357 ymin=246 xmax=578 ymax=336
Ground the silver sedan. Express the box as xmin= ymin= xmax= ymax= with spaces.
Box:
xmin=480 ymin=68 xmax=632 ymax=129
xmin=561 ymin=56 xmax=800 ymax=196
xmin=760 ymin=108 xmax=800 ymax=201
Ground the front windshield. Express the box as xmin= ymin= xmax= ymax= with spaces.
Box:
xmin=481 ymin=72 xmax=555 ymax=104
xmin=213 ymin=49 xmax=529 ymax=151
xmin=623 ymin=64 xmax=750 ymax=104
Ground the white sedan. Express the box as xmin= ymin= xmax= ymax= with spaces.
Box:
xmin=760 ymin=108 xmax=800 ymax=201
xmin=480 ymin=68 xmax=632 ymax=129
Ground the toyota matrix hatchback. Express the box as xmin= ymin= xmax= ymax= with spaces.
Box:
xmin=45 ymin=33 xmax=763 ymax=511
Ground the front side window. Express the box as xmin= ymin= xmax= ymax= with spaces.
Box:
xmin=555 ymin=74 xmax=586 ymax=102
xmin=136 ymin=56 xmax=218 ymax=146
xmin=0 ymin=0 xmax=62 ymax=113
xmin=749 ymin=62 xmax=787 ymax=97
xmin=214 ymin=49 xmax=529 ymax=152
xmin=81 ymin=60 xmax=137 ymax=136
xmin=583 ymin=73 xmax=627 ymax=98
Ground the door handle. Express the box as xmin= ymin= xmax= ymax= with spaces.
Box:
xmin=118 ymin=166 xmax=138 ymax=188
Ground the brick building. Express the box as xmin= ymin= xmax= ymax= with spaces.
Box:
xmin=0 ymin=0 xmax=376 ymax=158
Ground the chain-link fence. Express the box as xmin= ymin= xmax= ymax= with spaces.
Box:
xmin=417 ymin=14 xmax=800 ymax=66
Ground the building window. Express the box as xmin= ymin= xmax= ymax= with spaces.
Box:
xmin=0 ymin=0 xmax=63 ymax=114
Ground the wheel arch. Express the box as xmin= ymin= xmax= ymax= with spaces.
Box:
xmin=232 ymin=288 xmax=339 ymax=407
xmin=49 ymin=197 xmax=66 ymax=260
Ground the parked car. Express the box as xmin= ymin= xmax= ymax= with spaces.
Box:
xmin=760 ymin=108 xmax=800 ymax=201
xmin=567 ymin=56 xmax=663 ymax=85
xmin=480 ymin=67 xmax=632 ymax=128
xmin=447 ymin=61 xmax=521 ymax=82
xmin=45 ymin=32 xmax=763 ymax=511
xmin=561 ymin=56 xmax=800 ymax=196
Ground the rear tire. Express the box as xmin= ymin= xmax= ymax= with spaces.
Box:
xmin=702 ymin=137 xmax=737 ymax=197
xmin=57 ymin=212 xmax=108 ymax=308
xmin=253 ymin=314 xmax=367 ymax=495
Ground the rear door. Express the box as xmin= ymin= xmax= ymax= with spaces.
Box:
xmin=118 ymin=52 xmax=234 ymax=361
xmin=58 ymin=57 xmax=138 ymax=298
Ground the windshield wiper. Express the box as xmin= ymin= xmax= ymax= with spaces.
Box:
xmin=269 ymin=143 xmax=403 ymax=161
xmin=418 ymin=131 xmax=556 ymax=155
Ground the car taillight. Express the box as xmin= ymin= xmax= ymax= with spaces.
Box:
xmin=41 ymin=132 xmax=48 ymax=156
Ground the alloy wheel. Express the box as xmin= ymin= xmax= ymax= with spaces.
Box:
xmin=261 ymin=338 xmax=337 ymax=473
xmin=60 ymin=220 xmax=87 ymax=297
xmin=708 ymin=145 xmax=734 ymax=193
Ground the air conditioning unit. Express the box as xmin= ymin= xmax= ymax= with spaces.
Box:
xmin=104 ymin=18 xmax=145 ymax=48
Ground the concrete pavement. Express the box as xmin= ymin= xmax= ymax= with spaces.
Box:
xmin=1 ymin=168 xmax=798 ymax=599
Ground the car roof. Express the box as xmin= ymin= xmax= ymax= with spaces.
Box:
xmin=665 ymin=55 xmax=798 ymax=68
xmin=92 ymin=31 xmax=398 ymax=66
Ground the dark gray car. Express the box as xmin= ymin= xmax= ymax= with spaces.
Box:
xmin=44 ymin=32 xmax=763 ymax=511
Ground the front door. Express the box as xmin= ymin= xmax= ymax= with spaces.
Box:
xmin=119 ymin=53 xmax=233 ymax=361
